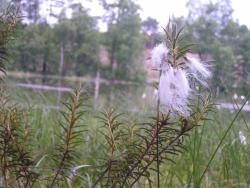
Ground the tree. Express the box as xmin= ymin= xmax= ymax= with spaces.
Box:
xmin=15 ymin=0 xmax=41 ymax=24
xmin=10 ymin=2 xmax=100 ymax=77
xmin=100 ymin=0 xmax=145 ymax=80
xmin=11 ymin=23 xmax=58 ymax=75
xmin=0 ymin=0 xmax=9 ymax=11
xmin=142 ymin=17 xmax=159 ymax=48
xmin=55 ymin=3 xmax=100 ymax=76
xmin=185 ymin=0 xmax=238 ymax=92
xmin=184 ymin=0 xmax=250 ymax=95
xmin=142 ymin=17 xmax=158 ymax=35
xmin=234 ymin=32 xmax=250 ymax=94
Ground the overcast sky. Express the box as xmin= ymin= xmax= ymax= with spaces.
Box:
xmin=40 ymin=0 xmax=250 ymax=28
xmin=138 ymin=0 xmax=249 ymax=27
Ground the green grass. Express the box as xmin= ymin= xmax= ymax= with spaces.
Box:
xmin=2 ymin=77 xmax=250 ymax=187
xmin=160 ymin=110 xmax=250 ymax=188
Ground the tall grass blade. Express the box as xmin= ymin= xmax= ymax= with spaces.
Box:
xmin=198 ymin=100 xmax=248 ymax=186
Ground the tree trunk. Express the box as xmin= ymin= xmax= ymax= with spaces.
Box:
xmin=57 ymin=44 xmax=64 ymax=107
xmin=110 ymin=38 xmax=117 ymax=80
xmin=42 ymin=55 xmax=47 ymax=84
xmin=94 ymin=70 xmax=100 ymax=109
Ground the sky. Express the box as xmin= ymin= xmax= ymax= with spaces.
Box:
xmin=137 ymin=0 xmax=250 ymax=27
xmin=40 ymin=0 xmax=250 ymax=29
xmin=139 ymin=0 xmax=188 ymax=27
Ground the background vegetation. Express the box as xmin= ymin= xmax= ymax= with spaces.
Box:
xmin=0 ymin=0 xmax=250 ymax=187
xmin=3 ymin=0 xmax=250 ymax=95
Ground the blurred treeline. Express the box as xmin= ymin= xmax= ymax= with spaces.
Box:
xmin=1 ymin=0 xmax=250 ymax=95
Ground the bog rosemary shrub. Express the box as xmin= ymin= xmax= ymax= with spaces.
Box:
xmin=0 ymin=5 xmax=19 ymax=78
xmin=0 ymin=5 xmax=215 ymax=187
xmin=0 ymin=100 xmax=38 ymax=187
xmin=49 ymin=89 xmax=89 ymax=187
xmin=91 ymin=22 xmax=214 ymax=188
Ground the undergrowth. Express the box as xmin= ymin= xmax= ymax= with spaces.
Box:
xmin=1 ymin=4 xmax=249 ymax=188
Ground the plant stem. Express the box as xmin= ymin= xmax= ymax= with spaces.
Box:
xmin=50 ymin=91 xmax=79 ymax=187
xmin=120 ymin=116 xmax=164 ymax=187
xmin=129 ymin=130 xmax=187 ymax=188
xmin=91 ymin=166 xmax=110 ymax=188
xmin=156 ymin=96 xmax=160 ymax=188
xmin=156 ymin=61 xmax=164 ymax=188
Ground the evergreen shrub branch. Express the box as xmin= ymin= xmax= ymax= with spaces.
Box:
xmin=91 ymin=21 xmax=214 ymax=188
xmin=91 ymin=95 xmax=214 ymax=188
xmin=0 ymin=99 xmax=38 ymax=188
xmin=0 ymin=5 xmax=19 ymax=76
xmin=50 ymin=89 xmax=88 ymax=187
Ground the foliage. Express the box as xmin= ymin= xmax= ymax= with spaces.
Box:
xmin=0 ymin=4 xmax=19 ymax=77
xmin=3 ymin=80 xmax=249 ymax=188
xmin=184 ymin=0 xmax=250 ymax=95
xmin=97 ymin=98 xmax=212 ymax=188
xmin=9 ymin=0 xmax=146 ymax=80
xmin=0 ymin=99 xmax=38 ymax=187
xmin=54 ymin=3 xmax=101 ymax=76
xmin=3 ymin=0 xmax=250 ymax=95
xmin=49 ymin=89 xmax=88 ymax=187
xmin=12 ymin=0 xmax=41 ymax=24
xmin=11 ymin=23 xmax=58 ymax=74
xmin=142 ymin=17 xmax=159 ymax=36
xmin=11 ymin=4 xmax=100 ymax=77
xmin=0 ymin=6 xmax=216 ymax=186
xmin=1 ymin=1 xmax=250 ymax=187
xmin=88 ymin=22 xmax=214 ymax=188
xmin=142 ymin=17 xmax=160 ymax=48
xmin=100 ymin=0 xmax=145 ymax=80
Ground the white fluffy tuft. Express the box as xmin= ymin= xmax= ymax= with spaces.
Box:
xmin=159 ymin=67 xmax=191 ymax=117
xmin=153 ymin=48 xmax=212 ymax=117
xmin=239 ymin=131 xmax=247 ymax=145
xmin=151 ymin=43 xmax=168 ymax=67
xmin=187 ymin=56 xmax=211 ymax=86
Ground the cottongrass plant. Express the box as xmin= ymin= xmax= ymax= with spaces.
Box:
xmin=151 ymin=21 xmax=212 ymax=187
xmin=151 ymin=27 xmax=211 ymax=117
xmin=90 ymin=22 xmax=214 ymax=188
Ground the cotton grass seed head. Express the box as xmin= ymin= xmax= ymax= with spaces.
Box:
xmin=151 ymin=43 xmax=168 ymax=68
xmin=186 ymin=56 xmax=211 ymax=87
xmin=159 ymin=67 xmax=191 ymax=117
xmin=151 ymin=22 xmax=212 ymax=117
xmin=239 ymin=131 xmax=247 ymax=145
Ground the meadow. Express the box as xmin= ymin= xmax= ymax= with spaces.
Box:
xmin=1 ymin=4 xmax=250 ymax=186
xmin=3 ymin=73 xmax=250 ymax=188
